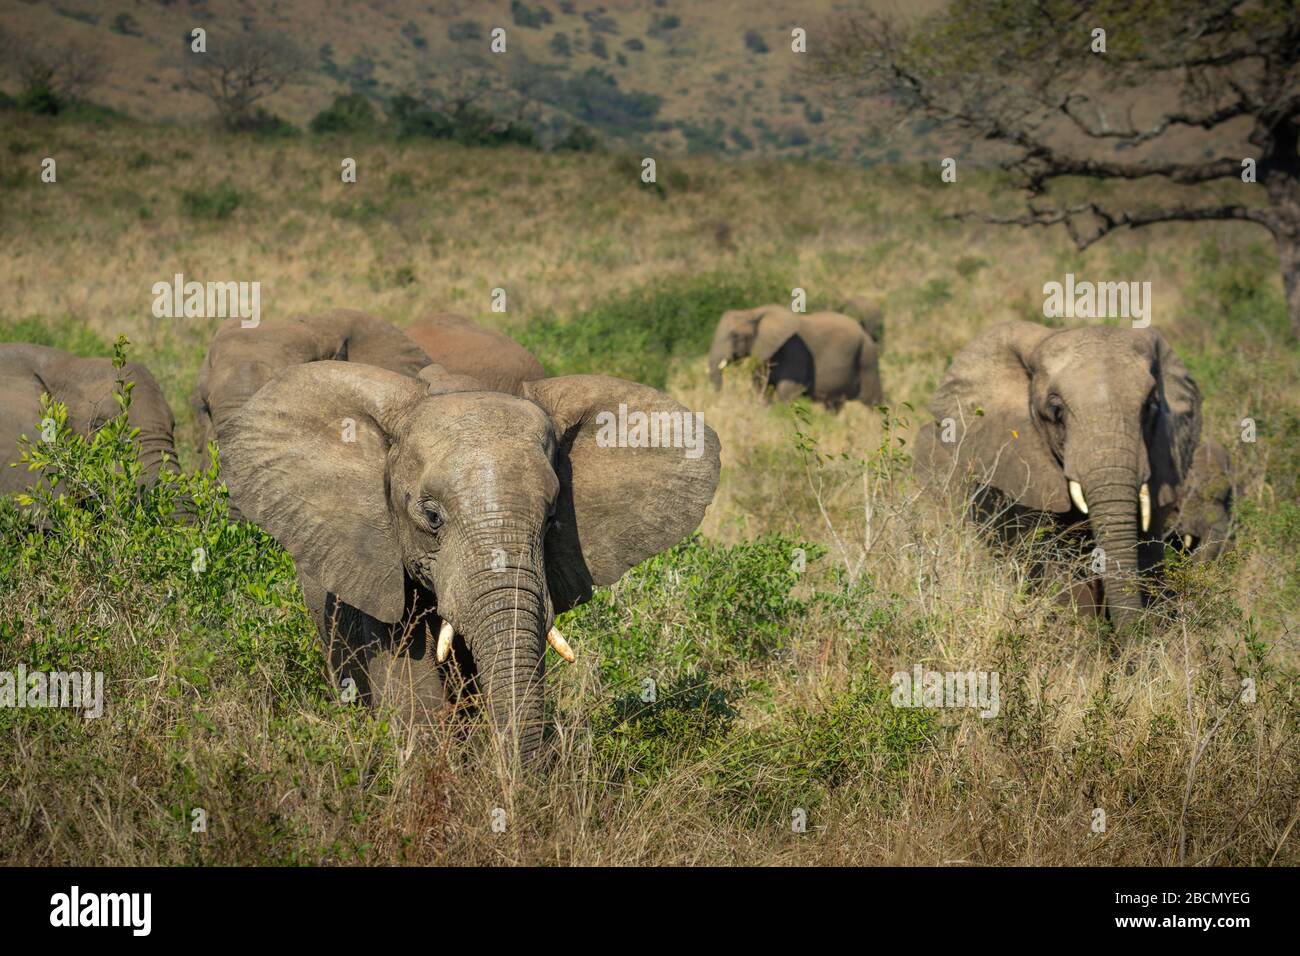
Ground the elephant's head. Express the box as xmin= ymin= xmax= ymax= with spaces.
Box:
xmin=220 ymin=362 xmax=720 ymax=758
xmin=924 ymin=321 xmax=1201 ymax=631
xmin=707 ymin=305 xmax=801 ymax=388
xmin=1168 ymin=440 xmax=1234 ymax=560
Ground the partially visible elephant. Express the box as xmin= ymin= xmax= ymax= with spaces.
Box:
xmin=914 ymin=321 xmax=1203 ymax=633
xmin=1 ymin=343 xmax=178 ymax=494
xmin=707 ymin=305 xmax=883 ymax=407
xmin=402 ymin=312 xmax=546 ymax=396
xmin=838 ymin=296 xmax=886 ymax=349
xmin=219 ymin=361 xmax=720 ymax=758
xmin=192 ymin=309 xmax=430 ymax=468
xmin=1166 ymin=439 xmax=1234 ymax=560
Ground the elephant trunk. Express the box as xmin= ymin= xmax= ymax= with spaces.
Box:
xmin=707 ymin=342 xmax=726 ymax=390
xmin=464 ymin=558 xmax=547 ymax=760
xmin=1079 ymin=462 xmax=1145 ymax=633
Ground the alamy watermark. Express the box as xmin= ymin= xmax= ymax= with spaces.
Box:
xmin=151 ymin=273 xmax=260 ymax=328
xmin=594 ymin=403 xmax=707 ymax=460
xmin=0 ymin=665 xmax=104 ymax=718
xmin=1043 ymin=273 xmax=1151 ymax=328
xmin=891 ymin=665 xmax=1000 ymax=718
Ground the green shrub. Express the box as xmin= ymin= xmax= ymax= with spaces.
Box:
xmin=0 ymin=314 xmax=111 ymax=357
xmin=553 ymin=124 xmax=601 ymax=152
xmin=180 ymin=180 xmax=244 ymax=220
xmin=310 ymin=93 xmax=378 ymax=134
xmin=561 ymin=533 xmax=827 ymax=689
xmin=518 ymin=267 xmax=794 ymax=386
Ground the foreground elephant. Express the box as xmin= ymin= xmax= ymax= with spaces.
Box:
xmin=707 ymin=305 xmax=883 ymax=407
xmin=1 ymin=343 xmax=177 ymax=494
xmin=219 ymin=361 xmax=720 ymax=758
xmin=915 ymin=321 xmax=1204 ymax=632
xmin=192 ymin=309 xmax=430 ymax=466
xmin=402 ymin=312 xmax=545 ymax=395
xmin=1167 ymin=440 xmax=1234 ymax=560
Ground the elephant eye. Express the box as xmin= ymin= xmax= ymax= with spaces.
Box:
xmin=1046 ymin=399 xmax=1064 ymax=423
xmin=422 ymin=501 xmax=444 ymax=530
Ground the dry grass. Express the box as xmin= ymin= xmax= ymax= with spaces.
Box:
xmin=0 ymin=114 xmax=1296 ymax=865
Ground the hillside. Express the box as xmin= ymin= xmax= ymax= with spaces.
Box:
xmin=0 ymin=0 xmax=958 ymax=161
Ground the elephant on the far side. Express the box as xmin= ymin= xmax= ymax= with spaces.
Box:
xmin=192 ymin=309 xmax=431 ymax=468
xmin=402 ymin=312 xmax=545 ymax=396
xmin=1166 ymin=440 xmax=1235 ymax=560
xmin=1 ymin=343 xmax=178 ymax=495
xmin=707 ymin=305 xmax=883 ymax=408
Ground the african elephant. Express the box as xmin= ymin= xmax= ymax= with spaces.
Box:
xmin=218 ymin=361 xmax=720 ymax=758
xmin=192 ymin=309 xmax=430 ymax=468
xmin=707 ymin=305 xmax=883 ymax=407
xmin=1166 ymin=440 xmax=1234 ymax=560
xmin=914 ymin=321 xmax=1203 ymax=632
xmin=1 ymin=343 xmax=177 ymax=494
xmin=402 ymin=312 xmax=546 ymax=396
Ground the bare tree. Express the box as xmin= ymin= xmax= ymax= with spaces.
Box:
xmin=0 ymin=31 xmax=106 ymax=109
xmin=184 ymin=31 xmax=308 ymax=130
xmin=811 ymin=1 xmax=1300 ymax=338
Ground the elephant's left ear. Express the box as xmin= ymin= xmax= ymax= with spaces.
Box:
xmin=1145 ymin=330 xmax=1202 ymax=490
xmin=751 ymin=308 xmax=803 ymax=364
xmin=523 ymin=375 xmax=721 ymax=612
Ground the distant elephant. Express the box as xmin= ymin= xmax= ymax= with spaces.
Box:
xmin=1 ymin=343 xmax=178 ymax=495
xmin=707 ymin=305 xmax=883 ymax=408
xmin=1166 ymin=440 xmax=1234 ymax=560
xmin=192 ymin=309 xmax=430 ymax=468
xmin=838 ymin=296 xmax=886 ymax=349
xmin=914 ymin=321 xmax=1203 ymax=633
xmin=402 ymin=312 xmax=546 ymax=396
xmin=218 ymin=361 xmax=720 ymax=758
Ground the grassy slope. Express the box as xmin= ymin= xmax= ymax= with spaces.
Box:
xmin=0 ymin=112 xmax=1297 ymax=864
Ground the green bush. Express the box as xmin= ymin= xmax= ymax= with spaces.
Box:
xmin=518 ymin=267 xmax=794 ymax=386
xmin=561 ymin=533 xmax=827 ymax=689
xmin=180 ymin=180 xmax=244 ymax=220
xmin=553 ymin=124 xmax=601 ymax=152
xmin=0 ymin=339 xmax=322 ymax=691
xmin=310 ymin=93 xmax=378 ymax=134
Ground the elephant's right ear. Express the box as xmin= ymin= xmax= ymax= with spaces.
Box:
xmin=218 ymin=361 xmax=427 ymax=623
xmin=751 ymin=307 xmax=803 ymax=364
xmin=922 ymin=320 xmax=1069 ymax=512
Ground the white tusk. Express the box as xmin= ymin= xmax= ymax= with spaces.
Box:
xmin=436 ymin=620 xmax=454 ymax=663
xmin=547 ymin=626 xmax=575 ymax=663
xmin=1068 ymin=480 xmax=1089 ymax=515
xmin=717 ymin=359 xmax=728 ymax=369
xmin=1183 ymin=534 xmax=1193 ymax=550
xmin=1139 ymin=482 xmax=1151 ymax=533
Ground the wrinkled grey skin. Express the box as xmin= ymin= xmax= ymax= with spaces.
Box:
xmin=1166 ymin=440 xmax=1234 ymax=560
xmin=219 ymin=362 xmax=720 ymax=759
xmin=707 ymin=305 xmax=883 ymax=407
xmin=1 ymin=343 xmax=177 ymax=494
xmin=403 ymin=312 xmax=545 ymax=396
xmin=192 ymin=309 xmax=430 ymax=468
xmin=915 ymin=321 xmax=1202 ymax=634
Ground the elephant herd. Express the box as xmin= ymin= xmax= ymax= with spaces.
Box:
xmin=1 ymin=305 xmax=1234 ymax=758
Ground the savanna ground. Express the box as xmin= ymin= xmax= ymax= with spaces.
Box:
xmin=0 ymin=110 xmax=1297 ymax=865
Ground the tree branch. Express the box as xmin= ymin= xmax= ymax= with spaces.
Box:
xmin=954 ymin=201 xmax=1274 ymax=249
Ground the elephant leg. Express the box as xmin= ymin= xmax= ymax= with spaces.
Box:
xmin=300 ymin=571 xmax=375 ymax=705
xmin=769 ymin=336 xmax=814 ymax=403
xmin=363 ymin=576 xmax=448 ymax=727
xmin=774 ymin=378 xmax=806 ymax=402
